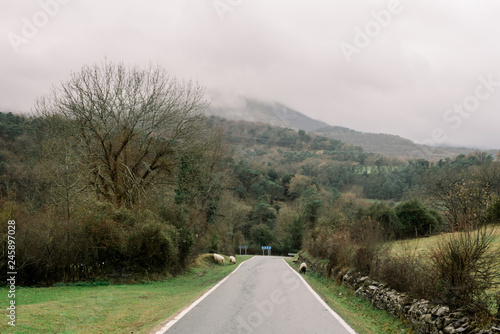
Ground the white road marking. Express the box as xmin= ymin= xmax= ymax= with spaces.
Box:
xmin=155 ymin=256 xmax=256 ymax=334
xmin=282 ymin=259 xmax=358 ymax=334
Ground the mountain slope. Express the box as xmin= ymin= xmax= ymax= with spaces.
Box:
xmin=207 ymin=97 xmax=494 ymax=160
xmin=313 ymin=126 xmax=461 ymax=159
xmin=208 ymin=98 xmax=329 ymax=132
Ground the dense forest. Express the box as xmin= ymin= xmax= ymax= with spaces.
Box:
xmin=1 ymin=62 xmax=500 ymax=288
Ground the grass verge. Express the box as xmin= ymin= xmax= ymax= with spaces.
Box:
xmin=0 ymin=254 xmax=253 ymax=334
xmin=286 ymin=259 xmax=416 ymax=334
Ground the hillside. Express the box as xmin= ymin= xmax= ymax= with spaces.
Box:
xmin=208 ymin=98 xmax=329 ymax=132
xmin=207 ymin=97 xmax=496 ymax=160
xmin=313 ymin=126 xmax=486 ymax=160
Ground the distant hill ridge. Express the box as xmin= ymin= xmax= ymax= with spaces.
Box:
xmin=2 ymin=102 xmax=494 ymax=160
xmin=205 ymin=97 xmax=496 ymax=160
xmin=208 ymin=98 xmax=421 ymax=155
xmin=313 ymin=126 xmax=458 ymax=159
xmin=208 ymin=98 xmax=330 ymax=132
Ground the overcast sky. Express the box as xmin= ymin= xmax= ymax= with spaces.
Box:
xmin=1 ymin=0 xmax=499 ymax=149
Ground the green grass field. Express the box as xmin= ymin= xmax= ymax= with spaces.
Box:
xmin=390 ymin=225 xmax=500 ymax=256
xmin=0 ymin=254 xmax=252 ymax=334
xmin=286 ymin=259 xmax=416 ymax=334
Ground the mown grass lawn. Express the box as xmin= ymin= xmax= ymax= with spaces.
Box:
xmin=286 ymin=259 xmax=416 ymax=334
xmin=0 ymin=255 xmax=252 ymax=334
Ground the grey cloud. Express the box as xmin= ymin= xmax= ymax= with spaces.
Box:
xmin=0 ymin=0 xmax=499 ymax=149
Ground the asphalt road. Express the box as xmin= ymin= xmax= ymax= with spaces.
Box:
xmin=160 ymin=256 xmax=356 ymax=334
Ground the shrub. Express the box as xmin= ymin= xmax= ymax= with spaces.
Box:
xmin=375 ymin=243 xmax=435 ymax=299
xmin=395 ymin=199 xmax=442 ymax=237
xmin=79 ymin=203 xmax=127 ymax=270
xmin=348 ymin=219 xmax=391 ymax=276
xmin=484 ymin=197 xmax=500 ymax=224
xmin=126 ymin=220 xmax=179 ymax=273
xmin=364 ymin=202 xmax=402 ymax=238
xmin=429 ymin=226 xmax=500 ymax=315
xmin=305 ymin=217 xmax=389 ymax=277
xmin=2 ymin=200 xmax=197 ymax=286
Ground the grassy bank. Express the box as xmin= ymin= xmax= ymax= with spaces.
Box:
xmin=0 ymin=255 xmax=252 ymax=334
xmin=286 ymin=259 xmax=416 ymax=334
xmin=390 ymin=225 xmax=500 ymax=256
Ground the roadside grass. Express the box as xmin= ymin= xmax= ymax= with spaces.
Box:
xmin=286 ymin=259 xmax=416 ymax=334
xmin=0 ymin=254 xmax=252 ymax=334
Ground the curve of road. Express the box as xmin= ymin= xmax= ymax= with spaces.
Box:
xmin=155 ymin=256 xmax=356 ymax=334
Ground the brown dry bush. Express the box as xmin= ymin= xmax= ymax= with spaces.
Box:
xmin=325 ymin=229 xmax=355 ymax=278
xmin=305 ymin=217 xmax=390 ymax=277
xmin=429 ymin=226 xmax=500 ymax=316
xmin=349 ymin=218 xmax=391 ymax=276
xmin=375 ymin=242 xmax=435 ymax=300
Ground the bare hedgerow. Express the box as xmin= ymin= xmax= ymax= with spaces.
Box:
xmin=429 ymin=225 xmax=500 ymax=316
xmin=375 ymin=242 xmax=435 ymax=300
xmin=325 ymin=228 xmax=355 ymax=278
xmin=304 ymin=216 xmax=355 ymax=277
xmin=305 ymin=215 xmax=392 ymax=278
xmin=349 ymin=218 xmax=391 ymax=276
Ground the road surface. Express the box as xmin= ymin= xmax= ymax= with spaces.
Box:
xmin=158 ymin=256 xmax=356 ymax=334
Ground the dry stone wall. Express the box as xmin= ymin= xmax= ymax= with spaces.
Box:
xmin=297 ymin=254 xmax=500 ymax=334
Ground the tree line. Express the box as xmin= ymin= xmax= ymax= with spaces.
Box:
xmin=1 ymin=60 xmax=499 ymax=285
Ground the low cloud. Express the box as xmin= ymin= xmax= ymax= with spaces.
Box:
xmin=1 ymin=0 xmax=499 ymax=148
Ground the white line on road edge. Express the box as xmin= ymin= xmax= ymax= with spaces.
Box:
xmin=155 ymin=256 xmax=256 ymax=334
xmin=282 ymin=259 xmax=358 ymax=334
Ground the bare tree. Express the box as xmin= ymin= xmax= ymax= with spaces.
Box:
xmin=35 ymin=60 xmax=208 ymax=208
xmin=425 ymin=169 xmax=492 ymax=230
xmin=33 ymin=115 xmax=88 ymax=219
xmin=174 ymin=127 xmax=231 ymax=232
